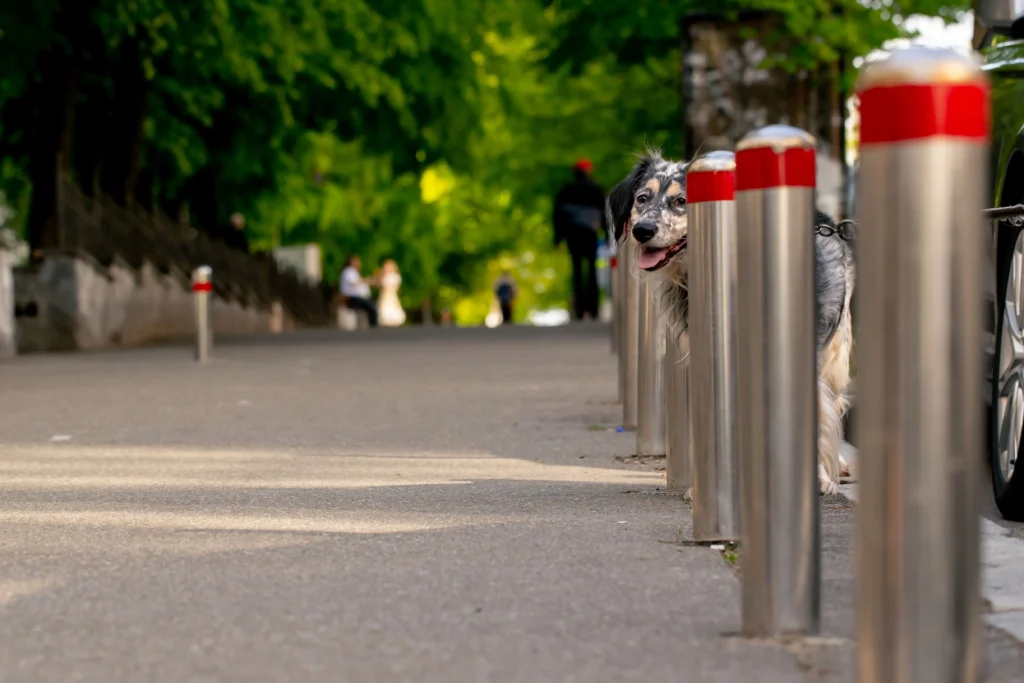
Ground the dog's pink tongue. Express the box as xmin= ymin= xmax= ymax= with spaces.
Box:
xmin=638 ymin=247 xmax=667 ymax=270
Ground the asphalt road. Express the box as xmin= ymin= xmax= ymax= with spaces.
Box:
xmin=0 ymin=324 xmax=1020 ymax=682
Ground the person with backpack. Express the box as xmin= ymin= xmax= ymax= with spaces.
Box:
xmin=553 ymin=159 xmax=606 ymax=321
xmin=493 ymin=271 xmax=518 ymax=325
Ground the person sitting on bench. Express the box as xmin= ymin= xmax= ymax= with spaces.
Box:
xmin=340 ymin=255 xmax=378 ymax=328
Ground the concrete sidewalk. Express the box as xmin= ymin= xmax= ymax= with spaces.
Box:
xmin=0 ymin=324 xmax=1020 ymax=682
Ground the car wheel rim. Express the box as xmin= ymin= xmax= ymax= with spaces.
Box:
xmin=997 ymin=231 xmax=1024 ymax=484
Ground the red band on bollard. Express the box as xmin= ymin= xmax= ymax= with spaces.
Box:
xmin=192 ymin=282 xmax=212 ymax=293
xmin=735 ymin=147 xmax=815 ymax=191
xmin=610 ymin=256 xmax=618 ymax=269
xmin=687 ymin=171 xmax=735 ymax=203
xmin=859 ymin=83 xmax=989 ymax=145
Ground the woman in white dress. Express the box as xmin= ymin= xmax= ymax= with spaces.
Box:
xmin=377 ymin=259 xmax=407 ymax=327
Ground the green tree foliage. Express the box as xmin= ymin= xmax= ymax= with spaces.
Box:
xmin=0 ymin=0 xmax=970 ymax=323
xmin=544 ymin=0 xmax=971 ymax=74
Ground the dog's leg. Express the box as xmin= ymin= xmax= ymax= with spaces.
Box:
xmin=818 ymin=306 xmax=854 ymax=493
xmin=837 ymin=381 xmax=852 ymax=478
xmin=818 ymin=377 xmax=842 ymax=495
xmin=834 ymin=274 xmax=855 ymax=479
xmin=830 ymin=371 xmax=853 ymax=480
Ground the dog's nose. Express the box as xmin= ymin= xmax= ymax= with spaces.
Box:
xmin=632 ymin=222 xmax=657 ymax=243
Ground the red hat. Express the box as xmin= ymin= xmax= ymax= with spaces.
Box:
xmin=573 ymin=158 xmax=593 ymax=173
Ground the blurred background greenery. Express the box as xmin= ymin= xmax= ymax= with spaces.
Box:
xmin=0 ymin=0 xmax=969 ymax=324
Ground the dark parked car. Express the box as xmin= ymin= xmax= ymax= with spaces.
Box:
xmin=977 ymin=0 xmax=1024 ymax=520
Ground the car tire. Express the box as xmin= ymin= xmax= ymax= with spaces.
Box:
xmin=991 ymin=222 xmax=1024 ymax=521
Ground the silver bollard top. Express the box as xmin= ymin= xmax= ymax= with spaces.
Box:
xmin=192 ymin=265 xmax=213 ymax=293
xmin=855 ymin=46 xmax=989 ymax=146
xmin=736 ymin=125 xmax=815 ymax=153
xmin=192 ymin=265 xmax=212 ymax=284
xmin=687 ymin=151 xmax=736 ymax=203
xmin=736 ymin=126 xmax=816 ymax=190
xmin=856 ymin=46 xmax=985 ymax=91
xmin=688 ymin=150 xmax=735 ymax=174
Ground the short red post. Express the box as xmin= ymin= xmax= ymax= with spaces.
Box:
xmin=192 ymin=266 xmax=213 ymax=362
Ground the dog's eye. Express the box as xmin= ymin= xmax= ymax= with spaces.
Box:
xmin=635 ymin=193 xmax=649 ymax=206
xmin=672 ymin=196 xmax=686 ymax=210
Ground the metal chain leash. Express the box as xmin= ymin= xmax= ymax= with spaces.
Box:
xmin=805 ymin=204 xmax=1024 ymax=241
xmin=815 ymin=218 xmax=856 ymax=241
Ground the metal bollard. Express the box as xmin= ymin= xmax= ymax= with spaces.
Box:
xmin=687 ymin=151 xmax=740 ymax=542
xmin=621 ymin=244 xmax=640 ymax=430
xmin=616 ymin=258 xmax=628 ymax=407
xmin=611 ymin=253 xmax=620 ymax=357
xmin=192 ymin=265 xmax=213 ymax=363
xmin=735 ymin=125 xmax=820 ymax=637
xmin=854 ymin=47 xmax=985 ymax=683
xmin=665 ymin=330 xmax=691 ymax=492
xmin=636 ymin=279 xmax=667 ymax=455
xmin=612 ymin=256 xmax=625 ymax=405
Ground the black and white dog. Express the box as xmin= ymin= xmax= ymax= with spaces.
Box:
xmin=607 ymin=151 xmax=855 ymax=494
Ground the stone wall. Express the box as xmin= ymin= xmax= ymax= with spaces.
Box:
xmin=13 ymin=254 xmax=292 ymax=353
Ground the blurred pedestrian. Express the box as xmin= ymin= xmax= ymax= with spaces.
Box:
xmin=377 ymin=259 xmax=406 ymax=327
xmin=224 ymin=212 xmax=250 ymax=254
xmin=553 ymin=159 xmax=604 ymax=321
xmin=494 ymin=271 xmax=517 ymax=324
xmin=340 ymin=256 xmax=378 ymax=327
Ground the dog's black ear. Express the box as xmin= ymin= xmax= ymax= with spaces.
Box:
xmin=606 ymin=156 xmax=653 ymax=243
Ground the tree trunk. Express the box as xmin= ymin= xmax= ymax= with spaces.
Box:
xmin=679 ymin=17 xmax=692 ymax=158
xmin=135 ymin=167 xmax=156 ymax=211
xmin=187 ymin=166 xmax=220 ymax=237
xmin=101 ymin=35 xmax=149 ymax=206
xmin=185 ymin=99 xmax=239 ymax=237
xmin=73 ymin=92 xmax=107 ymax=196
xmin=792 ymin=71 xmax=808 ymax=130
xmin=25 ymin=0 xmax=99 ymax=255
xmin=26 ymin=56 xmax=79 ymax=254
xmin=837 ymin=52 xmax=851 ymax=219
xmin=972 ymin=0 xmax=987 ymax=50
